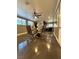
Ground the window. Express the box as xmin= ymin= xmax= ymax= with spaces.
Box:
xmin=17 ymin=18 xmax=26 ymax=26
xmin=46 ymin=24 xmax=53 ymax=28
xmin=28 ymin=21 xmax=33 ymax=26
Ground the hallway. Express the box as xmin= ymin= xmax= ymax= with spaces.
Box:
xmin=17 ymin=32 xmax=61 ymax=59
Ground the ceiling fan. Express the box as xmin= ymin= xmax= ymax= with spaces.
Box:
xmin=33 ymin=8 xmax=42 ymax=18
xmin=25 ymin=1 xmax=42 ymax=19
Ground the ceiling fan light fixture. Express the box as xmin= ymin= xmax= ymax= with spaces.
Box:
xmin=35 ymin=16 xmax=37 ymax=19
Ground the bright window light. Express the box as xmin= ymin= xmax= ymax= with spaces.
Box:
xmin=28 ymin=21 xmax=33 ymax=26
xmin=17 ymin=18 xmax=26 ymax=25
xmin=46 ymin=24 xmax=53 ymax=28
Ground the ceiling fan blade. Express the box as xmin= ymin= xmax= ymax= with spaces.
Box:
xmin=37 ymin=14 xmax=41 ymax=16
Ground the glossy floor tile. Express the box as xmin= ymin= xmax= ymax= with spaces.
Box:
xmin=17 ymin=32 xmax=61 ymax=59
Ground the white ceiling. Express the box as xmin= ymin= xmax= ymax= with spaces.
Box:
xmin=17 ymin=0 xmax=59 ymax=21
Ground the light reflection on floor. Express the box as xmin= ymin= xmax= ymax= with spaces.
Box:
xmin=17 ymin=32 xmax=61 ymax=59
xmin=18 ymin=40 xmax=27 ymax=50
